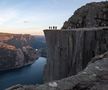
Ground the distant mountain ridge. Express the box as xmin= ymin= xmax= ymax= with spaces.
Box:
xmin=0 ymin=33 xmax=33 ymax=48
xmin=0 ymin=33 xmax=46 ymax=49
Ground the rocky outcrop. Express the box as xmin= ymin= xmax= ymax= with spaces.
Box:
xmin=44 ymin=27 xmax=108 ymax=82
xmin=62 ymin=1 xmax=108 ymax=29
xmin=44 ymin=1 xmax=108 ymax=82
xmin=38 ymin=48 xmax=47 ymax=57
xmin=6 ymin=51 xmax=108 ymax=90
xmin=0 ymin=42 xmax=37 ymax=71
xmin=0 ymin=33 xmax=39 ymax=71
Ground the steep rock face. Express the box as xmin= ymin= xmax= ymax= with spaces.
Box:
xmin=6 ymin=51 xmax=108 ymax=90
xmin=62 ymin=1 xmax=108 ymax=29
xmin=44 ymin=27 xmax=108 ymax=82
xmin=0 ymin=42 xmax=37 ymax=71
xmin=22 ymin=46 xmax=37 ymax=63
xmin=0 ymin=43 xmax=37 ymax=71
xmin=44 ymin=1 xmax=108 ymax=82
xmin=0 ymin=33 xmax=46 ymax=71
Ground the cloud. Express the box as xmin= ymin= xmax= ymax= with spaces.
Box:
xmin=23 ymin=20 xmax=30 ymax=23
xmin=16 ymin=19 xmax=31 ymax=24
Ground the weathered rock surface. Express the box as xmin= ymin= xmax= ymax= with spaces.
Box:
xmin=44 ymin=27 xmax=108 ymax=82
xmin=0 ymin=42 xmax=37 ymax=71
xmin=0 ymin=33 xmax=39 ymax=71
xmin=6 ymin=51 xmax=108 ymax=90
xmin=62 ymin=1 xmax=108 ymax=29
xmin=44 ymin=1 xmax=108 ymax=82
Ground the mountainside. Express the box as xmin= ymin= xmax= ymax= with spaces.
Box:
xmin=62 ymin=1 xmax=108 ymax=29
xmin=0 ymin=33 xmax=46 ymax=48
xmin=0 ymin=33 xmax=34 ymax=48
xmin=0 ymin=33 xmax=38 ymax=71
xmin=44 ymin=27 xmax=108 ymax=82
xmin=44 ymin=1 xmax=108 ymax=82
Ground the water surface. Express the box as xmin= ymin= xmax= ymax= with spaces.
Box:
xmin=0 ymin=57 xmax=46 ymax=90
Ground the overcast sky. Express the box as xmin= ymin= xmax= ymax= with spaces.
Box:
xmin=0 ymin=0 xmax=105 ymax=35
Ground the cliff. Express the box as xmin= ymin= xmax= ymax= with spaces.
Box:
xmin=44 ymin=27 xmax=108 ymax=82
xmin=44 ymin=1 xmax=108 ymax=82
xmin=0 ymin=33 xmax=38 ymax=71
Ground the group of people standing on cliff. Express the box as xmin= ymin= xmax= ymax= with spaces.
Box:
xmin=49 ymin=26 xmax=57 ymax=30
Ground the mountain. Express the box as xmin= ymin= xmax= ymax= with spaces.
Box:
xmin=62 ymin=1 xmax=108 ymax=29
xmin=0 ymin=33 xmax=47 ymax=57
xmin=0 ymin=33 xmax=39 ymax=71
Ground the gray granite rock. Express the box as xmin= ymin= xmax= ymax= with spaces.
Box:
xmin=44 ymin=1 xmax=108 ymax=82
xmin=62 ymin=1 xmax=108 ymax=29
xmin=44 ymin=27 xmax=108 ymax=82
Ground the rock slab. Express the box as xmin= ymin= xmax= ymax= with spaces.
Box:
xmin=44 ymin=27 xmax=108 ymax=82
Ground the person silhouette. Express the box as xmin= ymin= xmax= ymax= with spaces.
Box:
xmin=50 ymin=26 xmax=52 ymax=30
xmin=53 ymin=26 xmax=55 ymax=29
xmin=55 ymin=26 xmax=57 ymax=29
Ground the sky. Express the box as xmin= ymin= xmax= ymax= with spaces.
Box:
xmin=0 ymin=0 xmax=106 ymax=35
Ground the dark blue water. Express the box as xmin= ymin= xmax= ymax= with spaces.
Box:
xmin=0 ymin=57 xmax=46 ymax=90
